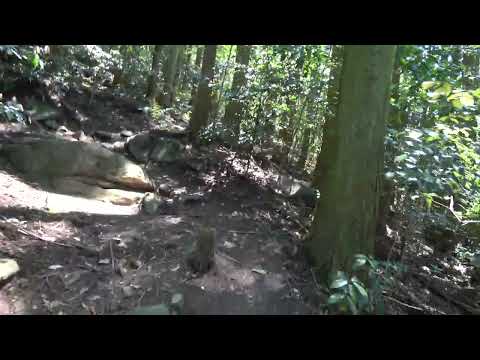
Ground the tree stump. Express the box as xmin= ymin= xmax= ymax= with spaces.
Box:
xmin=187 ymin=227 xmax=216 ymax=274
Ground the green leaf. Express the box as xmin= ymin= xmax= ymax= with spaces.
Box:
xmin=425 ymin=196 xmax=432 ymax=211
xmin=31 ymin=53 xmax=40 ymax=69
xmin=352 ymin=280 xmax=369 ymax=301
xmin=448 ymin=92 xmax=474 ymax=109
xmin=459 ymin=92 xmax=474 ymax=107
xmin=406 ymin=129 xmax=423 ymax=140
xmin=330 ymin=271 xmax=348 ymax=289
xmin=428 ymin=82 xmax=452 ymax=98
xmin=421 ymin=81 xmax=436 ymax=90
xmin=348 ymin=283 xmax=358 ymax=303
xmin=352 ymin=254 xmax=368 ymax=271
xmin=451 ymin=99 xmax=462 ymax=109
xmin=346 ymin=296 xmax=358 ymax=315
xmin=328 ymin=292 xmax=346 ymax=305
xmin=385 ymin=171 xmax=395 ymax=179
xmin=394 ymin=154 xmax=408 ymax=163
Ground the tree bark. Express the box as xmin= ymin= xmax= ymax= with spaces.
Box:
xmin=146 ymin=45 xmax=164 ymax=103
xmin=312 ymin=45 xmax=344 ymax=189
xmin=190 ymin=46 xmax=204 ymax=104
xmin=223 ymin=45 xmax=252 ymax=143
xmin=159 ymin=45 xmax=180 ymax=107
xmin=211 ymin=45 xmax=235 ymax=126
xmin=462 ymin=47 xmax=480 ymax=90
xmin=171 ymin=45 xmax=186 ymax=104
xmin=388 ymin=46 xmax=407 ymax=129
xmin=307 ymin=45 xmax=396 ymax=277
xmin=181 ymin=45 xmax=193 ymax=90
xmin=190 ymin=45 xmax=217 ymax=139
xmin=296 ymin=126 xmax=312 ymax=171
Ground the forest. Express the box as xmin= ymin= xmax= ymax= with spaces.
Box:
xmin=0 ymin=44 xmax=479 ymax=315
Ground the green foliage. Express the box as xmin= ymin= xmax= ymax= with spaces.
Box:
xmin=150 ymin=103 xmax=164 ymax=122
xmin=0 ymin=45 xmax=46 ymax=91
xmin=386 ymin=46 xmax=480 ymax=214
xmin=466 ymin=196 xmax=480 ymax=220
xmin=326 ymin=254 xmax=408 ymax=315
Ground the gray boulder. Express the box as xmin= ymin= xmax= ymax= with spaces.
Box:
xmin=126 ymin=132 xmax=184 ymax=164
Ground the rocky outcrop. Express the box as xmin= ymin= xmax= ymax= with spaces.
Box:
xmin=0 ymin=137 xmax=154 ymax=205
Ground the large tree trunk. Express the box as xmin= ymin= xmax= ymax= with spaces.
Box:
xmin=190 ymin=45 xmax=217 ymax=139
xmin=311 ymin=45 xmax=344 ymax=189
xmin=223 ymin=45 xmax=251 ymax=143
xmin=159 ymin=45 xmax=180 ymax=107
xmin=146 ymin=45 xmax=164 ymax=103
xmin=307 ymin=45 xmax=396 ymax=277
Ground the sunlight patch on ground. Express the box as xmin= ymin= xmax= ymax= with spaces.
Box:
xmin=1 ymin=171 xmax=140 ymax=216
xmin=45 ymin=193 xmax=139 ymax=215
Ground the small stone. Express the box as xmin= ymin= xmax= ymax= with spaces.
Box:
xmin=170 ymin=293 xmax=184 ymax=314
xmin=57 ymin=126 xmax=69 ymax=133
xmin=121 ymin=130 xmax=134 ymax=138
xmin=122 ymin=286 xmax=135 ymax=298
xmin=158 ymin=183 xmax=171 ymax=195
xmin=142 ymin=193 xmax=162 ymax=215
xmin=0 ymin=258 xmax=20 ymax=282
xmin=224 ymin=241 xmax=235 ymax=249
xmin=48 ymin=264 xmax=63 ymax=270
xmin=252 ymin=268 xmax=267 ymax=275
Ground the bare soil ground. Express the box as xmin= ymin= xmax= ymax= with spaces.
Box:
xmin=0 ymin=90 xmax=324 ymax=315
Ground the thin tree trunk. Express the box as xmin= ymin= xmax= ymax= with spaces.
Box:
xmin=377 ymin=45 xmax=404 ymax=242
xmin=113 ymin=45 xmax=130 ymax=87
xmin=190 ymin=46 xmax=204 ymax=105
xmin=307 ymin=45 xmax=396 ymax=277
xmin=146 ymin=45 xmax=164 ymax=103
xmin=296 ymin=126 xmax=312 ymax=170
xmin=181 ymin=45 xmax=193 ymax=90
xmin=159 ymin=45 xmax=180 ymax=107
xmin=190 ymin=45 xmax=217 ymax=139
xmin=281 ymin=54 xmax=304 ymax=165
xmin=171 ymin=45 xmax=186 ymax=105
xmin=388 ymin=46 xmax=406 ymax=129
xmin=223 ymin=45 xmax=252 ymax=143
xmin=462 ymin=47 xmax=480 ymax=90
xmin=212 ymin=45 xmax=235 ymax=126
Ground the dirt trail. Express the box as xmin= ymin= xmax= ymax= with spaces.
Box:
xmin=0 ymin=90 xmax=321 ymax=315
